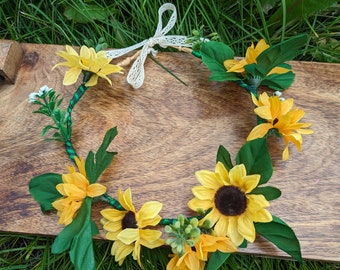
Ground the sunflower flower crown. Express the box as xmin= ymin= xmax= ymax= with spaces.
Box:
xmin=28 ymin=3 xmax=313 ymax=270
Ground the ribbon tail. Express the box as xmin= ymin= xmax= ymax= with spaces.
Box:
xmin=126 ymin=46 xmax=149 ymax=89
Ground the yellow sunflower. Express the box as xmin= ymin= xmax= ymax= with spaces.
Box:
xmin=223 ymin=39 xmax=290 ymax=75
xmin=100 ymin=188 xmax=164 ymax=267
xmin=247 ymin=92 xmax=313 ymax=160
xmin=188 ymin=162 xmax=272 ymax=246
xmin=52 ymin=157 xmax=106 ymax=225
xmin=53 ymin=45 xmax=123 ymax=86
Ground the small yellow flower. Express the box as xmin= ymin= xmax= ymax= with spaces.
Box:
xmin=167 ymin=243 xmax=205 ymax=270
xmin=188 ymin=162 xmax=272 ymax=246
xmin=53 ymin=45 xmax=123 ymax=86
xmin=224 ymin=39 xmax=290 ymax=75
xmin=52 ymin=157 xmax=106 ymax=225
xmin=100 ymin=188 xmax=164 ymax=267
xmin=166 ymin=233 xmax=236 ymax=270
xmin=195 ymin=233 xmax=237 ymax=261
xmin=247 ymin=92 xmax=313 ymax=160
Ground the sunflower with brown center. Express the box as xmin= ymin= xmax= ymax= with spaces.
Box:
xmin=100 ymin=188 xmax=164 ymax=267
xmin=188 ymin=162 xmax=272 ymax=246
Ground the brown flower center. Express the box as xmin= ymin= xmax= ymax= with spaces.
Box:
xmin=122 ymin=211 xmax=137 ymax=229
xmin=273 ymin=118 xmax=279 ymax=125
xmin=214 ymin=186 xmax=247 ymax=216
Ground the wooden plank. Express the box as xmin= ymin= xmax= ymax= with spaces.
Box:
xmin=0 ymin=40 xmax=23 ymax=83
xmin=0 ymin=42 xmax=339 ymax=262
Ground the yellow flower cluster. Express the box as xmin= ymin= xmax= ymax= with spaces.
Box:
xmin=247 ymin=92 xmax=313 ymax=160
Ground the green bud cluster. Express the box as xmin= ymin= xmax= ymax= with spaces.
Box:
xmin=165 ymin=214 xmax=201 ymax=257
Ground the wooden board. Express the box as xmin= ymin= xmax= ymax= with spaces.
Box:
xmin=0 ymin=41 xmax=339 ymax=262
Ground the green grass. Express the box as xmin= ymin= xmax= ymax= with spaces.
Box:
xmin=0 ymin=0 xmax=339 ymax=62
xmin=1 ymin=233 xmax=339 ymax=270
xmin=0 ymin=0 xmax=340 ymax=269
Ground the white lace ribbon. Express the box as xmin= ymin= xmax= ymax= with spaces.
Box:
xmin=106 ymin=3 xmax=192 ymax=89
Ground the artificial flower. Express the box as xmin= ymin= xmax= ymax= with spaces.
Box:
xmin=167 ymin=243 xmax=205 ymax=270
xmin=195 ymin=233 xmax=237 ymax=261
xmin=223 ymin=39 xmax=290 ymax=75
xmin=188 ymin=162 xmax=272 ymax=246
xmin=166 ymin=233 xmax=236 ymax=270
xmin=53 ymin=45 xmax=123 ymax=86
xmin=247 ymin=92 xmax=313 ymax=160
xmin=52 ymin=156 xmax=106 ymax=225
xmin=100 ymin=188 xmax=164 ymax=267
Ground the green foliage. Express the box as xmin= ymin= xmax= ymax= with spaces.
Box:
xmin=52 ymin=197 xmax=97 ymax=270
xmin=250 ymin=186 xmax=282 ymax=201
xmin=200 ymin=41 xmax=240 ymax=82
xmin=28 ymin=173 xmax=62 ymax=213
xmin=255 ymin=215 xmax=302 ymax=262
xmin=1 ymin=0 xmax=337 ymax=62
xmin=85 ymin=127 xmax=118 ymax=184
xmin=216 ymin=145 xmax=233 ymax=171
xmin=236 ymin=138 xmax=273 ymax=185
xmin=255 ymin=34 xmax=308 ymax=77
xmin=207 ymin=251 xmax=231 ymax=270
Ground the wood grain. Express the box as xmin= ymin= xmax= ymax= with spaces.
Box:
xmin=0 ymin=42 xmax=339 ymax=262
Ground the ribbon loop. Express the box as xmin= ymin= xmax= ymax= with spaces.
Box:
xmin=106 ymin=3 xmax=192 ymax=89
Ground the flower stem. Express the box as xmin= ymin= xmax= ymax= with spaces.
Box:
xmin=101 ymin=193 xmax=125 ymax=211
xmin=65 ymin=84 xmax=89 ymax=160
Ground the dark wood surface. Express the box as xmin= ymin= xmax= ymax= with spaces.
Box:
xmin=0 ymin=41 xmax=339 ymax=261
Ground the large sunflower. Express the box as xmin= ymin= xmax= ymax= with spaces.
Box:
xmin=100 ymin=188 xmax=164 ymax=267
xmin=53 ymin=45 xmax=123 ymax=86
xmin=188 ymin=162 xmax=272 ymax=246
xmin=52 ymin=157 xmax=106 ymax=225
xmin=247 ymin=92 xmax=313 ymax=160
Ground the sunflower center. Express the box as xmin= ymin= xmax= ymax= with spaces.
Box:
xmin=122 ymin=211 xmax=137 ymax=229
xmin=273 ymin=118 xmax=279 ymax=125
xmin=214 ymin=186 xmax=247 ymax=216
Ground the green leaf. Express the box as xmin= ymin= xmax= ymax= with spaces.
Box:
xmin=216 ymin=145 xmax=233 ymax=171
xmin=255 ymin=34 xmax=308 ymax=76
xmin=69 ymin=198 xmax=96 ymax=270
xmin=250 ymin=186 xmax=281 ymax=201
xmin=261 ymin=71 xmax=295 ymax=91
xmin=235 ymin=138 xmax=273 ymax=185
xmin=201 ymin=41 xmax=239 ymax=82
xmin=64 ymin=3 xmax=111 ymax=23
xmin=206 ymin=251 xmax=231 ymax=270
xmin=268 ymin=0 xmax=337 ymax=29
xmin=29 ymin=173 xmax=62 ymax=212
xmin=255 ymin=215 xmax=302 ymax=262
xmin=41 ymin=125 xmax=58 ymax=137
xmin=85 ymin=127 xmax=118 ymax=184
xmin=52 ymin=198 xmax=97 ymax=270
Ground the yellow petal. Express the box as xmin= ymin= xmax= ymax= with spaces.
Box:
xmin=267 ymin=66 xmax=290 ymax=76
xmin=137 ymin=201 xmax=163 ymax=227
xmin=195 ymin=170 xmax=223 ymax=190
xmin=118 ymin=228 xmax=139 ymax=244
xmin=227 ymin=216 xmax=244 ymax=246
xmin=242 ymin=174 xmax=261 ymax=193
xmin=87 ymin=183 xmax=106 ymax=197
xmin=247 ymin=123 xmax=273 ymax=140
xmin=63 ymin=67 xmax=82 ymax=85
xmin=100 ymin=208 xmax=127 ymax=222
xmin=187 ymin=197 xmax=213 ymax=211
xmin=254 ymin=39 xmax=269 ymax=55
xmin=223 ymin=59 xmax=239 ymax=70
xmin=214 ymin=215 xmax=229 ymax=236
xmin=118 ymin=188 xmax=135 ymax=212
xmin=192 ymin=186 xmax=216 ymax=201
xmin=111 ymin=240 xmax=134 ymax=266
xmin=215 ymin=162 xmax=231 ymax=186
xmin=139 ymin=229 xmax=164 ymax=248
xmin=85 ymin=74 xmax=99 ymax=86
xmin=74 ymin=156 xmax=86 ymax=176
xmin=228 ymin=164 xmax=246 ymax=188
xmin=237 ymin=214 xmax=256 ymax=242
xmin=56 ymin=183 xmax=86 ymax=200
xmin=254 ymin=105 xmax=273 ymax=120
